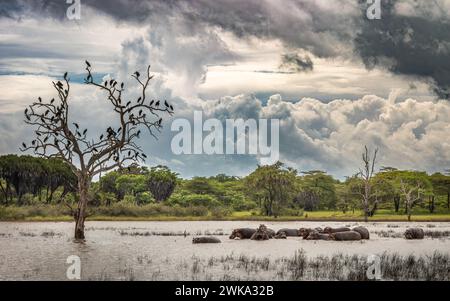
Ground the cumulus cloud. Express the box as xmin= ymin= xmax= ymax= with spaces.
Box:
xmin=201 ymin=93 xmax=450 ymax=178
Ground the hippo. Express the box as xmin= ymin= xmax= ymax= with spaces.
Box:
xmin=274 ymin=232 xmax=287 ymax=239
xmin=250 ymin=224 xmax=271 ymax=241
xmin=276 ymin=228 xmax=300 ymax=237
xmin=323 ymin=227 xmax=351 ymax=234
xmin=192 ymin=236 xmax=221 ymax=244
xmin=305 ymin=231 xmax=333 ymax=241
xmin=331 ymin=231 xmax=362 ymax=241
xmin=299 ymin=227 xmax=325 ymax=239
xmin=229 ymin=228 xmax=257 ymax=239
xmin=352 ymin=226 xmax=370 ymax=239
xmin=404 ymin=228 xmax=424 ymax=240
xmin=266 ymin=228 xmax=276 ymax=238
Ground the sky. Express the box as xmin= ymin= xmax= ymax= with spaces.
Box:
xmin=0 ymin=0 xmax=449 ymax=179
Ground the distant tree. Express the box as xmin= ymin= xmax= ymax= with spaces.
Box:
xmin=336 ymin=178 xmax=360 ymax=214
xmin=430 ymin=172 xmax=450 ymax=210
xmin=21 ymin=62 xmax=174 ymax=239
xmin=295 ymin=170 xmax=337 ymax=211
xmin=394 ymin=171 xmax=432 ymax=221
xmin=145 ymin=165 xmax=178 ymax=202
xmin=245 ymin=161 xmax=297 ymax=217
xmin=357 ymin=146 xmax=379 ymax=222
xmin=184 ymin=177 xmax=216 ymax=195
xmin=373 ymin=169 xmax=399 ymax=213
xmin=209 ymin=174 xmax=239 ymax=182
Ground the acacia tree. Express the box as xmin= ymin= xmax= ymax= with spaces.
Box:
xmin=245 ymin=161 xmax=297 ymax=217
xmin=21 ymin=61 xmax=174 ymax=239
xmin=395 ymin=171 xmax=432 ymax=221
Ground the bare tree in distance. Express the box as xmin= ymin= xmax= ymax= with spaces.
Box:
xmin=21 ymin=61 xmax=174 ymax=239
xmin=357 ymin=146 xmax=379 ymax=222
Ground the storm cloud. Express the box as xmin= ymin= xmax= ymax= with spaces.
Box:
xmin=2 ymin=0 xmax=450 ymax=98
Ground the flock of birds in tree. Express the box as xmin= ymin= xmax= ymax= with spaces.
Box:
xmin=21 ymin=60 xmax=174 ymax=171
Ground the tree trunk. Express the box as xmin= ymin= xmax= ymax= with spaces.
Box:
xmin=393 ymin=196 xmax=400 ymax=213
xmin=428 ymin=195 xmax=435 ymax=214
xmin=406 ymin=201 xmax=411 ymax=221
xmin=447 ymin=192 xmax=450 ymax=209
xmin=74 ymin=175 xmax=90 ymax=240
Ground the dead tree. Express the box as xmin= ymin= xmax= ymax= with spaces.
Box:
xmin=357 ymin=146 xmax=378 ymax=222
xmin=21 ymin=61 xmax=174 ymax=239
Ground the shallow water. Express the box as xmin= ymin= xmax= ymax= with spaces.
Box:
xmin=0 ymin=221 xmax=449 ymax=280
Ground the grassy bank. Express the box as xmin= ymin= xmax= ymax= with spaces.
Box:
xmin=1 ymin=205 xmax=450 ymax=222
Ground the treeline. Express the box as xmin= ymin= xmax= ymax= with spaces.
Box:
xmin=0 ymin=155 xmax=76 ymax=205
xmin=1 ymin=155 xmax=449 ymax=219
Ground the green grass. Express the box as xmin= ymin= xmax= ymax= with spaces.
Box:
xmin=1 ymin=205 xmax=450 ymax=222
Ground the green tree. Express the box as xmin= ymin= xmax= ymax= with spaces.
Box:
xmin=145 ymin=165 xmax=178 ymax=202
xmin=430 ymin=172 xmax=450 ymax=210
xmin=245 ymin=161 xmax=297 ymax=217
xmin=295 ymin=170 xmax=337 ymax=211
xmin=394 ymin=171 xmax=433 ymax=221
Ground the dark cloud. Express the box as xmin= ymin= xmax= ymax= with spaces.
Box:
xmin=355 ymin=0 xmax=450 ymax=99
xmin=280 ymin=53 xmax=313 ymax=73
xmin=2 ymin=0 xmax=450 ymax=98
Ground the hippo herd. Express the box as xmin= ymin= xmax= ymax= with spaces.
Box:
xmin=192 ymin=225 xmax=425 ymax=243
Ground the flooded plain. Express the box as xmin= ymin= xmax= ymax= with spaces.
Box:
xmin=1 ymin=221 xmax=450 ymax=280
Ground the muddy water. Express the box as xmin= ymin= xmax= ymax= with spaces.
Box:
xmin=0 ymin=221 xmax=449 ymax=280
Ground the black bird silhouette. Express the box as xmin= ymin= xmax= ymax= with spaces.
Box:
xmin=135 ymin=71 xmax=140 ymax=77
xmin=150 ymin=100 xmax=154 ymax=106
xmin=137 ymin=97 xmax=142 ymax=103
xmin=44 ymin=136 xmax=49 ymax=142
xmin=24 ymin=108 xmax=28 ymax=115
xmin=126 ymin=101 xmax=131 ymax=107
xmin=73 ymin=123 xmax=79 ymax=129
xmin=22 ymin=142 xmax=26 ymax=148
xmin=100 ymin=134 xmax=104 ymax=140
xmin=63 ymin=72 xmax=68 ymax=80
xmin=139 ymin=109 xmax=142 ymax=115
xmin=155 ymin=101 xmax=160 ymax=106
xmin=56 ymin=81 xmax=63 ymax=88
xmin=110 ymin=80 xmax=114 ymax=86
xmin=158 ymin=118 xmax=162 ymax=125
xmin=121 ymin=82 xmax=124 ymax=89
xmin=44 ymin=110 xmax=49 ymax=116
xmin=85 ymin=60 xmax=91 ymax=67
xmin=170 ymin=105 xmax=174 ymax=111
xmin=104 ymin=81 xmax=108 ymax=86
xmin=38 ymin=97 xmax=42 ymax=102
xmin=50 ymin=98 xmax=55 ymax=104
xmin=83 ymin=129 xmax=87 ymax=135
xmin=164 ymin=100 xmax=169 ymax=107
xmin=136 ymin=130 xmax=141 ymax=137
xmin=142 ymin=153 xmax=147 ymax=159
xmin=32 ymin=140 xmax=36 ymax=146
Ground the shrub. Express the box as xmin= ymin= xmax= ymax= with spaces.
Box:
xmin=210 ymin=207 xmax=233 ymax=218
